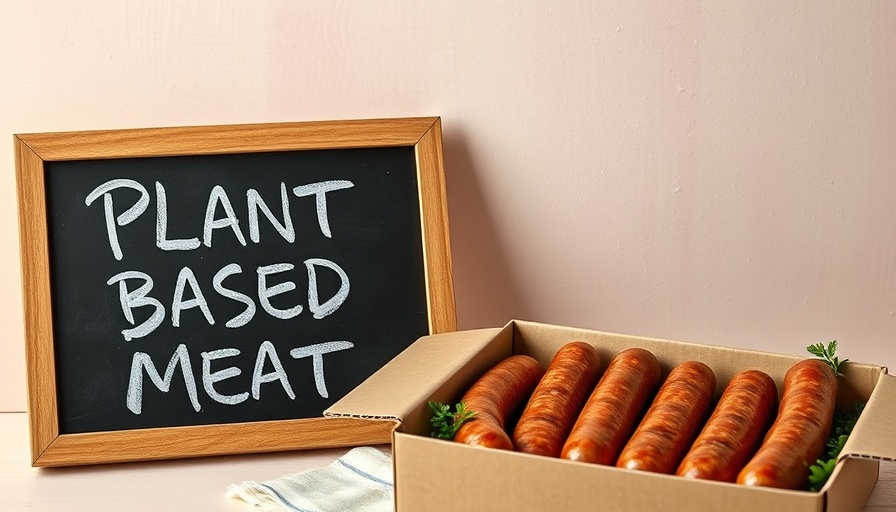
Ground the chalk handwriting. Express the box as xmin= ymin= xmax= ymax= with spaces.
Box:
xmin=85 ymin=179 xmax=150 ymax=261
xmin=106 ymin=270 xmax=165 ymax=341
xmin=107 ymin=260 xmax=350 ymax=340
xmin=204 ymin=185 xmax=247 ymax=248
xmin=292 ymin=180 xmax=354 ymax=238
xmin=86 ymin=180 xmax=355 ymax=260
xmin=126 ymin=340 xmax=354 ymax=414
xmin=290 ymin=341 xmax=354 ymax=399
xmin=156 ymin=181 xmax=200 ymax=251
xmin=248 ymin=183 xmax=295 ymax=243
xmin=87 ymin=177 xmax=363 ymax=417
xmin=172 ymin=266 xmax=215 ymax=327
xmin=201 ymin=348 xmax=248 ymax=406
xmin=252 ymin=340 xmax=295 ymax=400
xmin=127 ymin=344 xmax=200 ymax=414
xmin=212 ymin=263 xmax=255 ymax=328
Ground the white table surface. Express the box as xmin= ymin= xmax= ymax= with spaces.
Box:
xmin=1 ymin=411 xmax=892 ymax=511
xmin=0 ymin=412 xmax=386 ymax=511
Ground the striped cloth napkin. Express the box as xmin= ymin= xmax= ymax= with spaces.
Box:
xmin=226 ymin=447 xmax=393 ymax=512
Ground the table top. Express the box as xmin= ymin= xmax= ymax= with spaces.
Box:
xmin=0 ymin=412 xmax=379 ymax=511
xmin=1 ymin=412 xmax=892 ymax=511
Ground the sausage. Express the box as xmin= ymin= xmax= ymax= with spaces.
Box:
xmin=736 ymin=359 xmax=838 ymax=489
xmin=512 ymin=341 xmax=601 ymax=457
xmin=561 ymin=347 xmax=662 ymax=464
xmin=676 ymin=369 xmax=777 ymax=482
xmin=616 ymin=361 xmax=716 ymax=473
xmin=453 ymin=354 xmax=545 ymax=450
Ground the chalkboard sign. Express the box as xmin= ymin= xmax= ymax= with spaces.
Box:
xmin=15 ymin=117 xmax=455 ymax=466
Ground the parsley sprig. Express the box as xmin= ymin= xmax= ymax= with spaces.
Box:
xmin=807 ymin=340 xmax=849 ymax=375
xmin=807 ymin=403 xmax=864 ymax=491
xmin=428 ymin=401 xmax=476 ymax=440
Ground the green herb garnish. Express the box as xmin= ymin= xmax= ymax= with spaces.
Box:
xmin=428 ymin=401 xmax=476 ymax=440
xmin=808 ymin=458 xmax=838 ymax=491
xmin=807 ymin=340 xmax=849 ymax=375
xmin=833 ymin=402 xmax=864 ymax=437
xmin=806 ymin=405 xmax=863 ymax=492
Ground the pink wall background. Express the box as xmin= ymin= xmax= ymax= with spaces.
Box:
xmin=1 ymin=1 xmax=894 ymax=411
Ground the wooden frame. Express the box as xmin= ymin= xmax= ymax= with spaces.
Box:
xmin=14 ymin=117 xmax=455 ymax=466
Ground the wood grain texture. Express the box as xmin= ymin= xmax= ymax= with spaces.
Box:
xmin=33 ymin=417 xmax=396 ymax=467
xmin=415 ymin=118 xmax=457 ymax=334
xmin=14 ymin=117 xmax=452 ymax=466
xmin=14 ymin=117 xmax=441 ymax=160
xmin=866 ymin=462 xmax=896 ymax=510
xmin=14 ymin=138 xmax=60 ymax=464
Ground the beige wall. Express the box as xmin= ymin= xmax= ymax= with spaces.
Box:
xmin=1 ymin=1 xmax=894 ymax=411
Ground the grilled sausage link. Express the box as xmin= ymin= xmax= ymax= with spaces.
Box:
xmin=454 ymin=354 xmax=545 ymax=450
xmin=736 ymin=359 xmax=838 ymax=489
xmin=561 ymin=347 xmax=662 ymax=464
xmin=676 ymin=369 xmax=777 ymax=482
xmin=616 ymin=361 xmax=716 ymax=473
xmin=513 ymin=341 xmax=601 ymax=457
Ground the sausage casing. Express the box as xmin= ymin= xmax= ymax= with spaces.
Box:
xmin=676 ymin=369 xmax=777 ymax=482
xmin=513 ymin=341 xmax=601 ymax=457
xmin=736 ymin=359 xmax=838 ymax=489
xmin=454 ymin=354 xmax=545 ymax=450
xmin=561 ymin=347 xmax=662 ymax=465
xmin=616 ymin=361 xmax=716 ymax=473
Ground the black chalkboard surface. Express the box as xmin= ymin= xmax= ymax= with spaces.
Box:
xmin=15 ymin=118 xmax=455 ymax=466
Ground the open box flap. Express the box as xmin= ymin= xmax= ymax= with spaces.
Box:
xmin=325 ymin=328 xmax=505 ymax=423
xmin=840 ymin=371 xmax=896 ymax=463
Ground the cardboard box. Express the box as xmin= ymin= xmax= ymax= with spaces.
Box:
xmin=327 ymin=320 xmax=896 ymax=512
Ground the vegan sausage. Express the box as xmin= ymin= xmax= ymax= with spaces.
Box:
xmin=454 ymin=354 xmax=545 ymax=450
xmin=676 ymin=369 xmax=777 ymax=482
xmin=736 ymin=359 xmax=838 ymax=489
xmin=617 ymin=361 xmax=716 ymax=473
xmin=561 ymin=347 xmax=662 ymax=465
xmin=513 ymin=341 xmax=601 ymax=457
